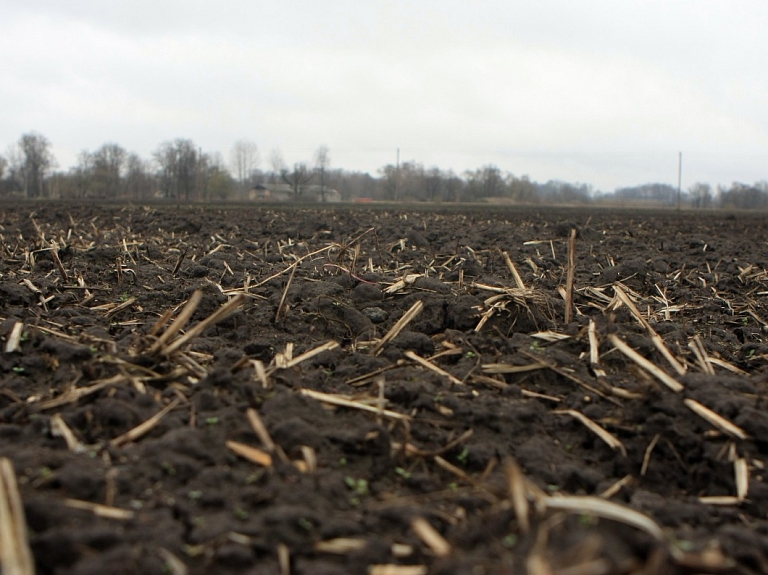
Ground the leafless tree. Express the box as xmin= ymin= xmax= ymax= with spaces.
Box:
xmin=12 ymin=132 xmax=56 ymax=198
xmin=378 ymin=165 xmax=396 ymax=200
xmin=230 ymin=139 xmax=259 ymax=191
xmin=205 ymin=153 xmax=235 ymax=201
xmin=154 ymin=139 xmax=198 ymax=200
xmin=689 ymin=182 xmax=713 ymax=208
xmin=424 ymin=167 xmax=444 ymax=202
xmin=444 ymin=171 xmax=464 ymax=202
xmin=282 ymin=162 xmax=313 ymax=201
xmin=465 ymin=165 xmax=505 ymax=199
xmin=314 ymin=145 xmax=331 ymax=202
xmin=71 ymin=150 xmax=95 ymax=198
xmin=125 ymin=153 xmax=153 ymax=200
xmin=93 ymin=143 xmax=126 ymax=198
xmin=0 ymin=155 xmax=7 ymax=194
xmin=267 ymin=148 xmax=286 ymax=182
xmin=197 ymin=152 xmax=231 ymax=201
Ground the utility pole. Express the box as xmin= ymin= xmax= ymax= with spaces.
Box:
xmin=676 ymin=151 xmax=682 ymax=211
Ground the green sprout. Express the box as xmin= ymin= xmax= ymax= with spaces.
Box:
xmin=394 ymin=467 xmax=412 ymax=479
xmin=245 ymin=470 xmax=264 ymax=484
xmin=297 ymin=517 xmax=314 ymax=531
xmin=344 ymin=476 xmax=369 ymax=496
xmin=502 ymin=534 xmax=518 ymax=548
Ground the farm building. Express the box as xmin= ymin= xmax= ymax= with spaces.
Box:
xmin=248 ymin=183 xmax=341 ymax=203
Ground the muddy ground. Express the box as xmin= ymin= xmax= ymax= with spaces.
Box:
xmin=1 ymin=202 xmax=768 ymax=574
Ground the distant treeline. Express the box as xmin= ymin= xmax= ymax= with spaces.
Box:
xmin=1 ymin=131 xmax=767 ymax=208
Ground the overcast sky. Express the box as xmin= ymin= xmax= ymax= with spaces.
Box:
xmin=2 ymin=0 xmax=766 ymax=191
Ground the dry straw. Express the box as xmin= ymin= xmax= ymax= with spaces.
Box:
xmin=163 ymin=294 xmax=245 ymax=355
xmin=111 ymin=399 xmax=181 ymax=447
xmin=542 ymin=495 xmax=664 ymax=540
xmin=564 ymin=228 xmax=577 ymax=323
xmin=555 ymin=409 xmax=627 ymax=456
xmin=0 ymin=458 xmax=34 ymax=575
xmin=369 ymin=566 xmax=427 ymax=575
xmin=502 ymin=251 xmax=526 ymax=289
xmin=246 ymin=407 xmax=289 ymax=464
xmin=404 ymin=350 xmax=463 ymax=385
xmin=226 ymin=441 xmax=273 ymax=467
xmin=50 ymin=413 xmax=84 ymax=452
xmin=609 ymin=334 xmax=684 ymax=392
xmin=4 ymin=322 xmax=23 ymax=354
xmin=274 ymin=262 xmax=297 ymax=322
xmin=683 ymin=399 xmax=748 ymax=440
xmin=63 ymin=498 xmax=134 ymax=520
xmin=370 ymin=300 xmax=424 ymax=356
xmin=612 ymin=285 xmax=687 ymax=376
xmin=504 ymin=458 xmax=530 ymax=533
xmin=410 ymin=517 xmax=451 ymax=557
xmin=279 ymin=341 xmax=339 ymax=370
xmin=299 ymin=389 xmax=411 ymax=420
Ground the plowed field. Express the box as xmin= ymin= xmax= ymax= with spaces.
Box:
xmin=1 ymin=202 xmax=767 ymax=574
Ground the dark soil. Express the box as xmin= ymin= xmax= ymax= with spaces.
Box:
xmin=1 ymin=202 xmax=768 ymax=574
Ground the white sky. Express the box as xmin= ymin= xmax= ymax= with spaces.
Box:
xmin=1 ymin=0 xmax=766 ymax=191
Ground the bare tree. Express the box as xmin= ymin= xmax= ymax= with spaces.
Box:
xmin=72 ymin=150 xmax=95 ymax=198
xmin=268 ymin=148 xmax=286 ymax=183
xmin=444 ymin=170 xmax=464 ymax=202
xmin=379 ymin=161 xmax=425 ymax=201
xmin=93 ymin=143 xmax=127 ymax=198
xmin=689 ymin=182 xmax=712 ymax=208
xmin=281 ymin=162 xmax=313 ymax=201
xmin=154 ymin=142 xmax=178 ymax=199
xmin=196 ymin=152 xmax=231 ymax=201
xmin=0 ymin=155 xmax=7 ymax=195
xmin=424 ymin=167 xmax=445 ymax=202
xmin=125 ymin=153 xmax=153 ymax=200
xmin=314 ymin=145 xmax=331 ymax=202
xmin=379 ymin=164 xmax=399 ymax=201
xmin=465 ymin=165 xmax=505 ymax=200
xmin=205 ymin=153 xmax=235 ymax=201
xmin=230 ymin=139 xmax=259 ymax=192
xmin=154 ymin=139 xmax=198 ymax=200
xmin=13 ymin=132 xmax=56 ymax=198
xmin=719 ymin=182 xmax=768 ymax=210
